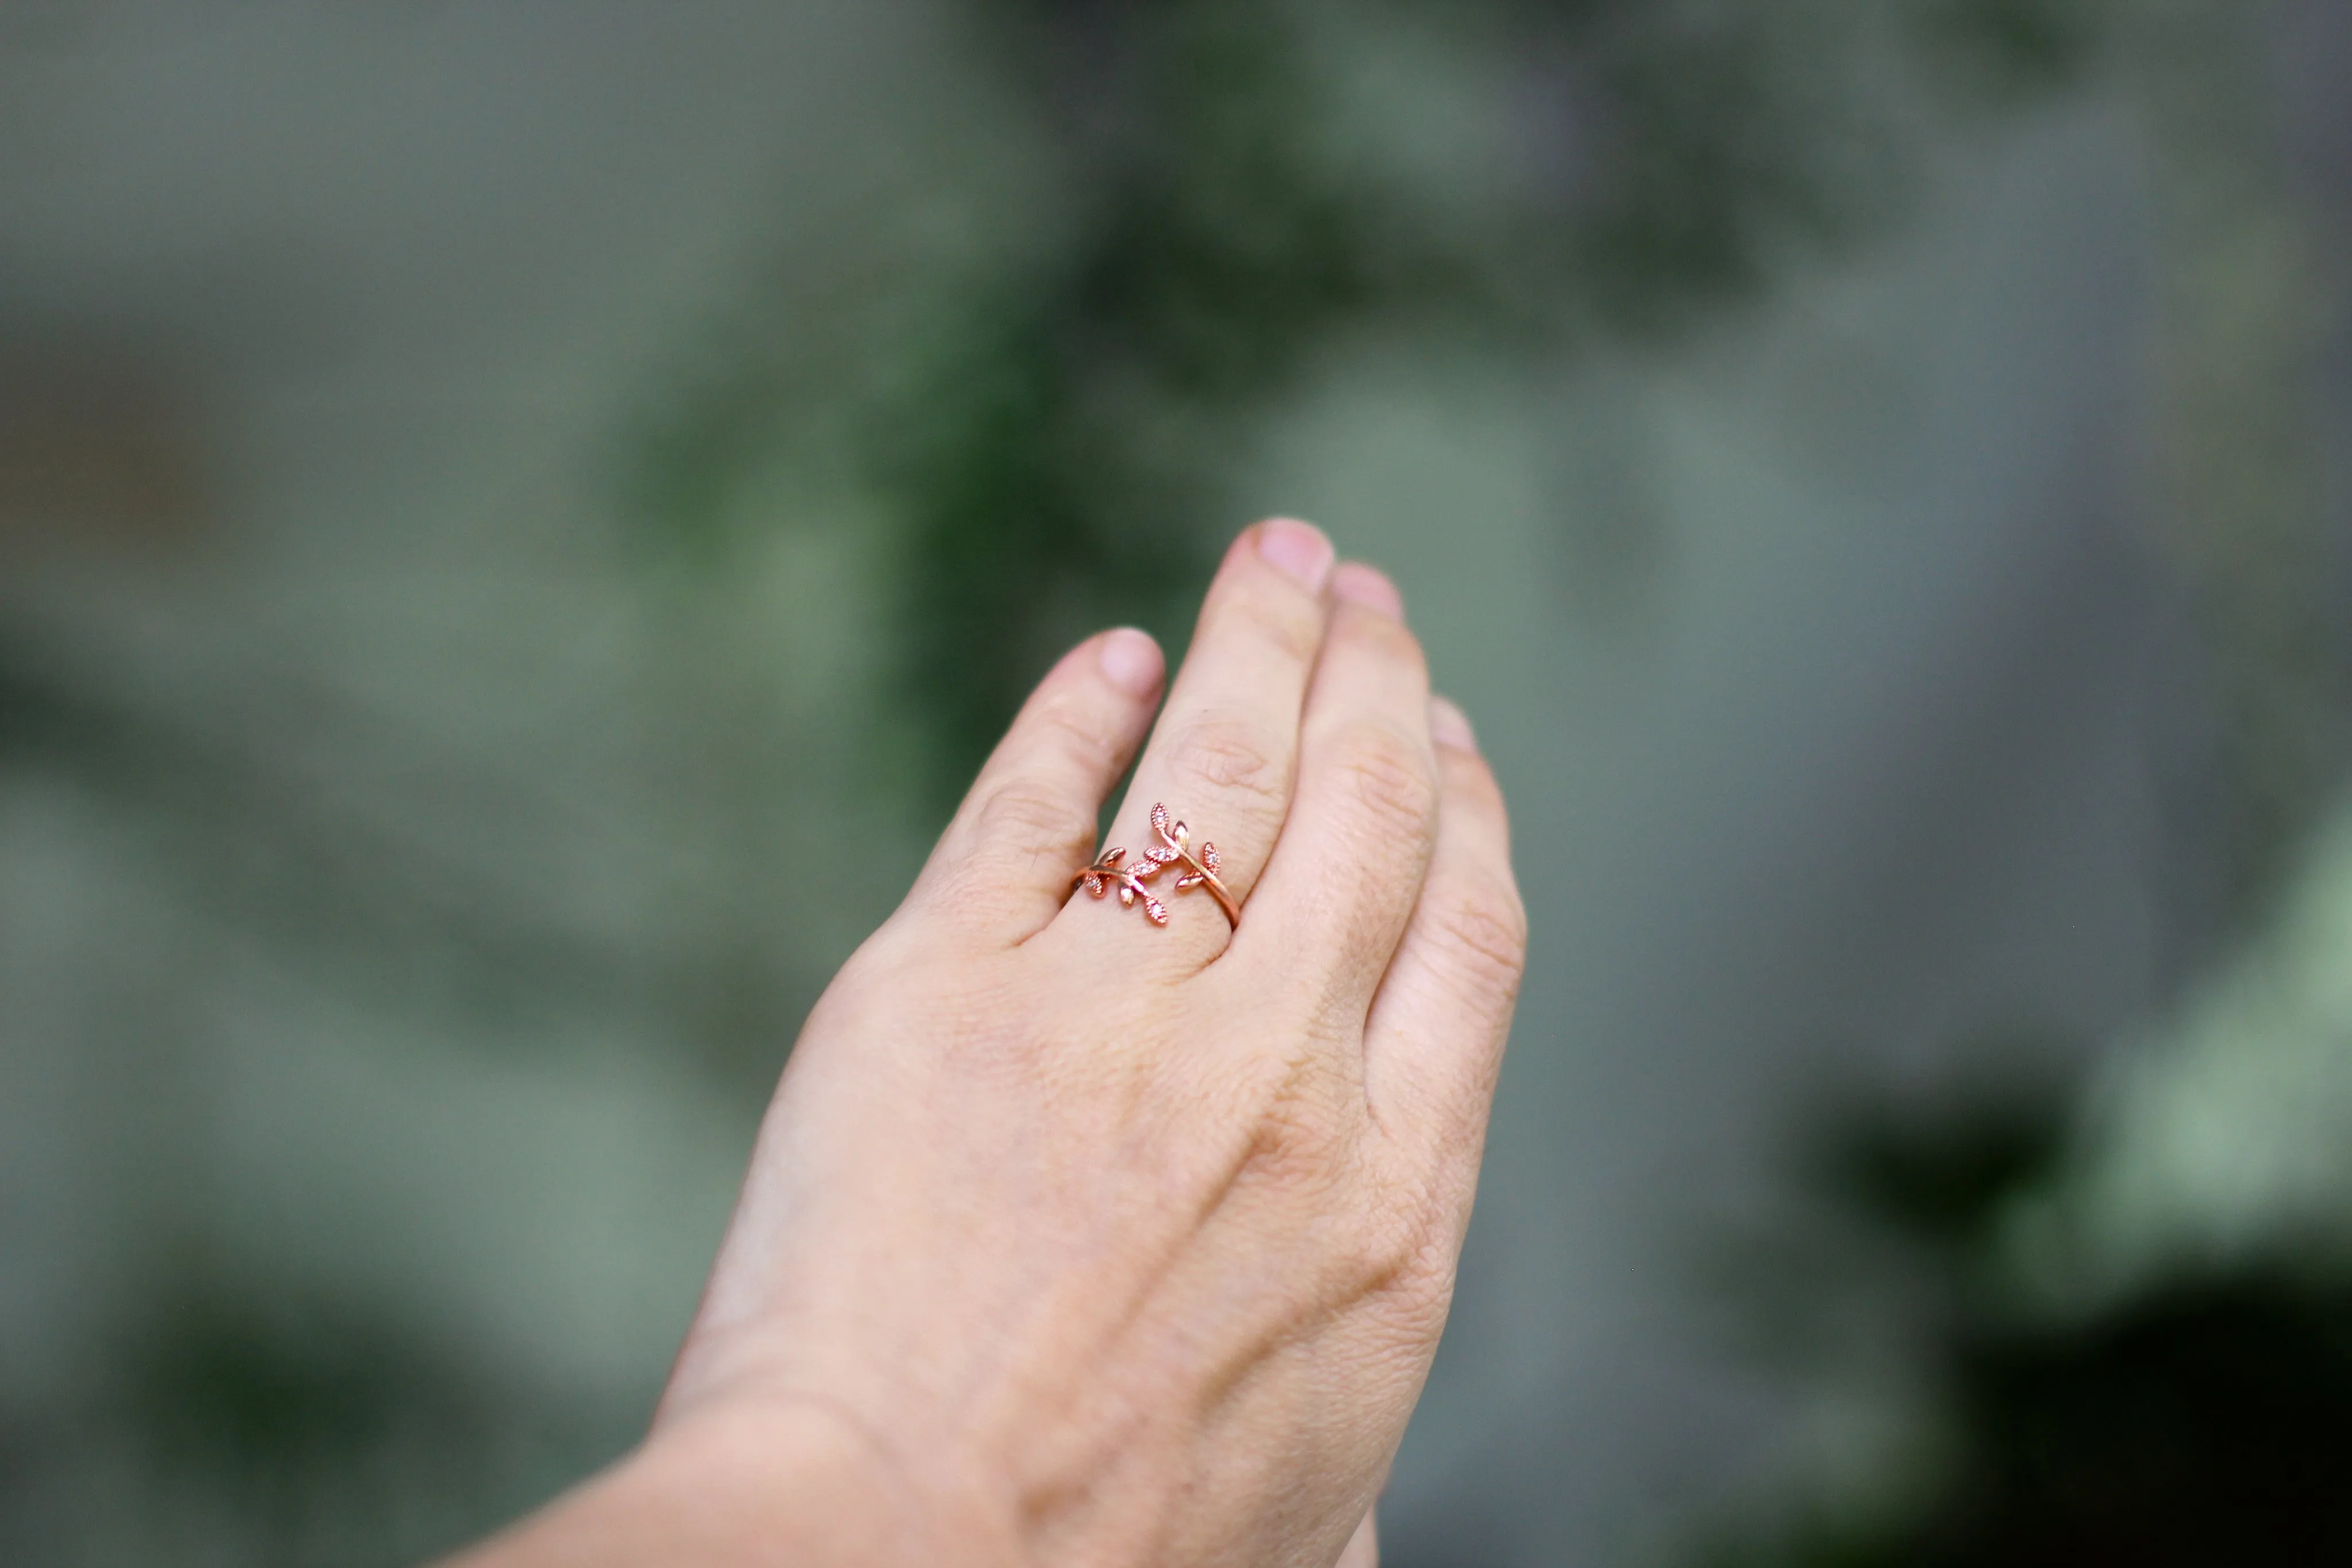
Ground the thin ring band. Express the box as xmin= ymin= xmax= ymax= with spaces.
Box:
xmin=1073 ymin=803 xmax=1239 ymax=929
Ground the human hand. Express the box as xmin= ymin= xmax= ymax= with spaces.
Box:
xmin=457 ymin=520 xmax=1525 ymax=1567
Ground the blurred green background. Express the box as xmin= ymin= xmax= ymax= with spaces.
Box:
xmin=3 ymin=2 xmax=2351 ymax=1563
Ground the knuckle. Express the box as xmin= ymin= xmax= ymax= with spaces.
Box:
xmin=1337 ymin=605 xmax=1429 ymax=676
xmin=970 ymin=777 xmax=1089 ymax=863
xmin=1368 ymin=1259 xmax=1456 ymax=1348
xmin=1357 ymin=1199 xmax=1449 ymax=1292
xmin=1024 ymin=695 xmax=1119 ymax=777
xmin=1233 ymin=1100 xmax=1338 ymax=1204
xmin=1235 ymin=1051 xmax=1351 ymax=1171
xmin=1442 ymin=745 xmax=1507 ymax=815
xmin=1325 ymin=721 xmax=1438 ymax=838
xmin=1338 ymin=1178 xmax=1458 ymax=1341
xmin=1163 ymin=712 xmax=1291 ymax=813
xmin=1218 ymin=584 xmax=1325 ymax=666
xmin=1429 ymin=882 xmax=1529 ymax=1000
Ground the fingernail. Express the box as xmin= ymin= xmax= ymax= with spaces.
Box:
xmin=1429 ymin=695 xmax=1477 ymax=752
xmin=1332 ymin=561 xmax=1404 ymax=618
xmin=1098 ymin=627 xmax=1164 ymax=698
xmin=1256 ymin=517 xmax=1336 ymax=591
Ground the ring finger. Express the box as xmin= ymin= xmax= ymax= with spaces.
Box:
xmin=1055 ymin=517 xmax=1336 ymax=958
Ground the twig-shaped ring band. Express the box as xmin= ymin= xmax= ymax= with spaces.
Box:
xmin=1073 ymin=803 xmax=1239 ymax=929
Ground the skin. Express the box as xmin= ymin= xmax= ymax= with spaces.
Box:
xmin=448 ymin=519 xmax=1527 ymax=1567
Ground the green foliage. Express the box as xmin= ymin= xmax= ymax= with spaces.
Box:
xmin=1816 ymin=1086 xmax=2069 ymax=1257
xmin=1701 ymin=1086 xmax=2352 ymax=1566
xmin=105 ymin=1255 xmax=609 ymax=1568
xmin=0 ymin=3 xmax=2122 ymax=1558
xmin=1914 ymin=0 xmax=2107 ymax=100
xmin=624 ymin=0 xmax=2105 ymax=808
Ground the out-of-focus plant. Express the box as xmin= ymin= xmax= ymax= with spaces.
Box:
xmin=0 ymin=0 xmax=2122 ymax=1054
xmin=1694 ymin=1083 xmax=2352 ymax=1566
xmin=111 ymin=1256 xmax=547 ymax=1568
xmin=2129 ymin=2 xmax=2352 ymax=941
xmin=628 ymin=0 xmax=2110 ymax=808
xmin=1697 ymin=787 xmax=2352 ymax=1565
xmin=50 ymin=3 xmax=2351 ymax=1565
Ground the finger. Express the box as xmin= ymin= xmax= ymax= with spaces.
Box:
xmin=1335 ymin=1505 xmax=1379 ymax=1568
xmin=1361 ymin=698 xmax=1526 ymax=1206
xmin=911 ymin=627 xmax=1164 ymax=941
xmin=1232 ymin=564 xmax=1438 ymax=1022
xmin=1065 ymin=518 xmax=1335 ymax=951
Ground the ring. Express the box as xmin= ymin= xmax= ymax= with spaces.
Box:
xmin=1073 ymin=803 xmax=1240 ymax=929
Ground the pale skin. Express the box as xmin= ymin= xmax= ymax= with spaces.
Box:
xmin=448 ymin=518 xmax=1527 ymax=1567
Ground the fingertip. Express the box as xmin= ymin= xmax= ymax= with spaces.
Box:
xmin=1254 ymin=516 xmax=1337 ymax=593
xmin=1098 ymin=626 xmax=1165 ymax=699
xmin=1331 ymin=561 xmax=1403 ymax=620
xmin=1428 ymin=695 xmax=1476 ymax=753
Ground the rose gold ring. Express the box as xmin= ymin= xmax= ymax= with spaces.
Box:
xmin=1073 ymin=803 xmax=1240 ymax=929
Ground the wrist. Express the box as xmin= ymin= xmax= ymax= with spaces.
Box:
xmin=451 ymin=1395 xmax=1015 ymax=1568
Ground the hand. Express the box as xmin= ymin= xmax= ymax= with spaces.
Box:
xmin=454 ymin=520 xmax=1526 ymax=1567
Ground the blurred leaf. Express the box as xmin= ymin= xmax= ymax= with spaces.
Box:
xmin=1913 ymin=0 xmax=2108 ymax=101
xmin=1814 ymin=1086 xmax=2071 ymax=1256
xmin=111 ymin=1255 xmax=604 ymax=1568
xmin=624 ymin=0 xmax=2109 ymax=804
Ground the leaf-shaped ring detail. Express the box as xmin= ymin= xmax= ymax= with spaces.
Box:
xmin=1069 ymin=803 xmax=1240 ymax=929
